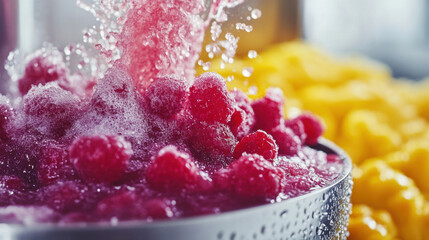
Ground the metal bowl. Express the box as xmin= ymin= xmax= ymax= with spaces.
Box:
xmin=0 ymin=139 xmax=352 ymax=240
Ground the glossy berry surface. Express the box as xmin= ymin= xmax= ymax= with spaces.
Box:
xmin=233 ymin=130 xmax=278 ymax=161
xmin=251 ymin=88 xmax=285 ymax=131
xmin=269 ymin=125 xmax=301 ymax=156
xmin=146 ymin=146 xmax=211 ymax=192
xmin=69 ymin=135 xmax=133 ymax=183
xmin=229 ymin=154 xmax=284 ymax=200
xmin=145 ymin=76 xmax=187 ymax=118
xmin=295 ymin=113 xmax=325 ymax=145
xmin=189 ymin=72 xmax=234 ymax=123
xmin=18 ymin=48 xmax=68 ymax=95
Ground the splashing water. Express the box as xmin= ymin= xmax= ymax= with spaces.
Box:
xmin=78 ymin=0 xmax=248 ymax=93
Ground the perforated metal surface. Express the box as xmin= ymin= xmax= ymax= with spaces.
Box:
xmin=0 ymin=139 xmax=352 ymax=240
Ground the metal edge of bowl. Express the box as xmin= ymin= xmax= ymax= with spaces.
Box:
xmin=0 ymin=138 xmax=353 ymax=240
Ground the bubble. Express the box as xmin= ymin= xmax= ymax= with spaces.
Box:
xmin=242 ymin=67 xmax=253 ymax=77
xmin=248 ymin=50 xmax=258 ymax=59
xmin=251 ymin=9 xmax=262 ymax=19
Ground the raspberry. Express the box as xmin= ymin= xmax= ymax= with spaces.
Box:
xmin=69 ymin=135 xmax=133 ymax=183
xmin=228 ymin=90 xmax=255 ymax=139
xmin=233 ymin=130 xmax=278 ymax=161
xmin=251 ymin=88 xmax=285 ymax=131
xmin=89 ymin=68 xmax=139 ymax=116
xmin=23 ymin=83 xmax=82 ymax=137
xmin=37 ymin=142 xmax=76 ymax=185
xmin=212 ymin=168 xmax=231 ymax=191
xmin=18 ymin=47 xmax=68 ymax=95
xmin=188 ymin=122 xmax=237 ymax=162
xmin=295 ymin=113 xmax=325 ymax=145
xmin=0 ymin=175 xmax=27 ymax=206
xmin=146 ymin=145 xmax=211 ymax=192
xmin=284 ymin=118 xmax=307 ymax=143
xmin=143 ymin=199 xmax=175 ymax=219
xmin=229 ymin=154 xmax=284 ymax=200
xmin=40 ymin=181 xmax=88 ymax=213
xmin=96 ymin=191 xmax=145 ymax=220
xmin=0 ymin=95 xmax=13 ymax=140
xmin=145 ymin=76 xmax=187 ymax=118
xmin=189 ymin=72 xmax=234 ymax=123
xmin=269 ymin=125 xmax=301 ymax=156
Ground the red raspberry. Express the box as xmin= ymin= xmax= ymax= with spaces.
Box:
xmin=0 ymin=175 xmax=27 ymax=206
xmin=143 ymin=199 xmax=175 ymax=220
xmin=145 ymin=76 xmax=187 ymax=119
xmin=189 ymin=72 xmax=234 ymax=123
xmin=146 ymin=145 xmax=211 ymax=192
xmin=228 ymin=90 xmax=255 ymax=139
xmin=233 ymin=130 xmax=278 ymax=161
xmin=212 ymin=168 xmax=231 ymax=191
xmin=37 ymin=142 xmax=76 ymax=185
xmin=188 ymin=122 xmax=237 ymax=162
xmin=269 ymin=125 xmax=301 ymax=156
xmin=251 ymin=88 xmax=285 ymax=131
xmin=96 ymin=191 xmax=145 ymax=220
xmin=18 ymin=48 xmax=68 ymax=95
xmin=40 ymin=181 xmax=88 ymax=213
xmin=89 ymin=68 xmax=139 ymax=116
xmin=23 ymin=83 xmax=82 ymax=137
xmin=284 ymin=118 xmax=307 ymax=143
xmin=295 ymin=113 xmax=325 ymax=145
xmin=0 ymin=96 xmax=13 ymax=140
xmin=69 ymin=135 xmax=133 ymax=183
xmin=229 ymin=154 xmax=284 ymax=200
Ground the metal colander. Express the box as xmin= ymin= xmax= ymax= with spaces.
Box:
xmin=0 ymin=139 xmax=352 ymax=240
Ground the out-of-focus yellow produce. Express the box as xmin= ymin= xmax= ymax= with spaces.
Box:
xmin=200 ymin=41 xmax=429 ymax=240
xmin=348 ymin=205 xmax=398 ymax=240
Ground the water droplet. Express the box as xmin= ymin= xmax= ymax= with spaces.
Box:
xmin=251 ymin=9 xmax=262 ymax=19
xmin=248 ymin=86 xmax=258 ymax=95
xmin=248 ymin=50 xmax=258 ymax=59
xmin=242 ymin=67 xmax=253 ymax=77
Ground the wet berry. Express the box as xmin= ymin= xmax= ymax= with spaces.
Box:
xmin=18 ymin=48 xmax=68 ymax=95
xmin=96 ymin=191 xmax=144 ymax=220
xmin=0 ymin=96 xmax=13 ymax=140
xmin=269 ymin=125 xmax=301 ymax=156
xmin=189 ymin=72 xmax=234 ymax=123
xmin=228 ymin=90 xmax=255 ymax=139
xmin=40 ymin=181 xmax=88 ymax=213
xmin=295 ymin=113 xmax=325 ymax=145
xmin=146 ymin=145 xmax=211 ymax=192
xmin=251 ymin=88 xmax=284 ymax=131
xmin=229 ymin=154 xmax=284 ymax=200
xmin=233 ymin=130 xmax=278 ymax=161
xmin=37 ymin=142 xmax=76 ymax=185
xmin=143 ymin=199 xmax=175 ymax=219
xmin=284 ymin=118 xmax=307 ymax=143
xmin=188 ymin=122 xmax=237 ymax=162
xmin=23 ymin=83 xmax=81 ymax=137
xmin=0 ymin=175 xmax=27 ymax=206
xmin=145 ymin=76 xmax=187 ymax=118
xmin=69 ymin=135 xmax=133 ymax=183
